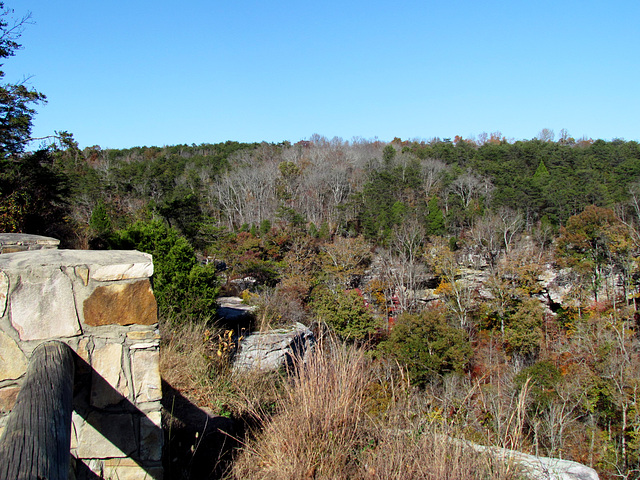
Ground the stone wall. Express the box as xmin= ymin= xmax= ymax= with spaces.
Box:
xmin=0 ymin=248 xmax=162 ymax=479
xmin=0 ymin=232 xmax=60 ymax=253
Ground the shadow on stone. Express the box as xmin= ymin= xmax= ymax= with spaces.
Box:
xmin=215 ymin=296 xmax=256 ymax=332
xmin=73 ymin=354 xmax=163 ymax=480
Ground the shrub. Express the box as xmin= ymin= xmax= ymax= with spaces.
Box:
xmin=310 ymin=286 xmax=380 ymax=341
xmin=111 ymin=219 xmax=219 ymax=322
xmin=380 ymin=306 xmax=472 ymax=387
xmin=503 ymin=298 xmax=544 ymax=361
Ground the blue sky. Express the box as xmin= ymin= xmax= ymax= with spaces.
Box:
xmin=5 ymin=1 xmax=640 ymax=149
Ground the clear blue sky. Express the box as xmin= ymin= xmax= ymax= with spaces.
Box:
xmin=5 ymin=0 xmax=640 ymax=149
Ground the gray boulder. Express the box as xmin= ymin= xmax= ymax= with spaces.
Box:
xmin=233 ymin=322 xmax=314 ymax=372
xmin=467 ymin=442 xmax=599 ymax=480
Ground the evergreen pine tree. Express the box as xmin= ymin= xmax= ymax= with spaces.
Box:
xmin=426 ymin=196 xmax=445 ymax=235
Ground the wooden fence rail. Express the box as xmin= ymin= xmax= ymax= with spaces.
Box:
xmin=0 ymin=340 xmax=75 ymax=480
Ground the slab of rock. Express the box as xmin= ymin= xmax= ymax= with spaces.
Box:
xmin=0 ymin=233 xmax=59 ymax=254
xmin=0 ymin=331 xmax=27 ymax=381
xmin=83 ymin=279 xmax=157 ymax=326
xmin=0 ymin=249 xmax=150 ymax=275
xmin=102 ymin=461 xmax=163 ymax=480
xmin=77 ymin=412 xmax=136 ymax=458
xmin=465 ymin=441 xmax=599 ymax=480
xmin=233 ymin=322 xmax=314 ymax=372
xmin=90 ymin=343 xmax=129 ymax=407
xmin=217 ymin=296 xmax=257 ymax=320
xmin=88 ymin=252 xmax=154 ymax=281
xmin=9 ymin=267 xmax=82 ymax=340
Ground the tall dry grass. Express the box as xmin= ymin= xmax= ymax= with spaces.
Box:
xmin=232 ymin=340 xmax=527 ymax=480
xmin=160 ymin=320 xmax=283 ymax=418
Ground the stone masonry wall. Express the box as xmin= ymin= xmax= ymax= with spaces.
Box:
xmin=0 ymin=247 xmax=162 ymax=479
xmin=0 ymin=232 xmax=60 ymax=253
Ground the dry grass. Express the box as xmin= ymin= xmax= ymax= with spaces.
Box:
xmin=160 ymin=321 xmax=219 ymax=406
xmin=232 ymin=340 xmax=370 ymax=479
xmin=160 ymin=320 xmax=530 ymax=479
xmin=160 ymin=320 xmax=283 ymax=418
xmin=231 ymin=340 xmax=526 ymax=480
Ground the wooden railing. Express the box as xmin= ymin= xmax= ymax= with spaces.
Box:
xmin=0 ymin=341 xmax=75 ymax=480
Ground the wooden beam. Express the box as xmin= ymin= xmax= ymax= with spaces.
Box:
xmin=0 ymin=340 xmax=75 ymax=480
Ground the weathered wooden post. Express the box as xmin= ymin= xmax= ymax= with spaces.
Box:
xmin=0 ymin=340 xmax=75 ymax=480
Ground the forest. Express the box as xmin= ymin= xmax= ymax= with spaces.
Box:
xmin=4 ymin=4 xmax=640 ymax=477
xmin=4 ymin=132 xmax=640 ymax=478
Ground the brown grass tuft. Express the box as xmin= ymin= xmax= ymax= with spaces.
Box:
xmin=232 ymin=340 xmax=526 ymax=480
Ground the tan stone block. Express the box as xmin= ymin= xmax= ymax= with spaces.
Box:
xmin=140 ymin=411 xmax=163 ymax=461
xmin=0 ymin=270 xmax=8 ymax=317
xmin=76 ymin=337 xmax=91 ymax=364
xmin=130 ymin=342 xmax=160 ymax=350
xmin=9 ymin=268 xmax=82 ymax=340
xmin=77 ymin=412 xmax=136 ymax=458
xmin=0 ymin=331 xmax=28 ymax=380
xmin=104 ymin=458 xmax=139 ymax=467
xmin=91 ymin=343 xmax=130 ymax=407
xmin=1 ymin=246 xmax=28 ymax=253
xmin=88 ymin=251 xmax=154 ymax=282
xmin=132 ymin=349 xmax=161 ymax=403
xmin=83 ymin=280 xmax=157 ymax=326
xmin=126 ymin=330 xmax=160 ymax=341
xmin=103 ymin=464 xmax=162 ymax=480
xmin=0 ymin=386 xmax=20 ymax=414
xmin=71 ymin=412 xmax=82 ymax=452
xmin=85 ymin=459 xmax=104 ymax=478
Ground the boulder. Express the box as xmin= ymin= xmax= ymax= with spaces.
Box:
xmin=233 ymin=322 xmax=314 ymax=372
xmin=465 ymin=441 xmax=599 ymax=480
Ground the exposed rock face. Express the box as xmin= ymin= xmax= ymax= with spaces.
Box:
xmin=233 ymin=322 xmax=315 ymax=372
xmin=467 ymin=442 xmax=599 ymax=480
xmin=360 ymin=244 xmax=625 ymax=316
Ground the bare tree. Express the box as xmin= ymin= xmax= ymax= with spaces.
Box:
xmin=380 ymin=219 xmax=427 ymax=312
xmin=497 ymin=207 xmax=525 ymax=255
xmin=420 ymin=157 xmax=448 ymax=198
xmin=425 ymin=238 xmax=475 ymax=329
xmin=213 ymin=156 xmax=279 ymax=228
xmin=537 ymin=128 xmax=555 ymax=142
xmin=449 ymin=172 xmax=494 ymax=208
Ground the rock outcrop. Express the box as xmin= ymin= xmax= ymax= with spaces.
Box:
xmin=233 ymin=322 xmax=315 ymax=372
xmin=467 ymin=442 xmax=599 ymax=480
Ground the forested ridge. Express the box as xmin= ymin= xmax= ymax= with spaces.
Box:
xmin=9 ymin=133 xmax=639 ymax=248
xmin=7 ymin=133 xmax=640 ymax=478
